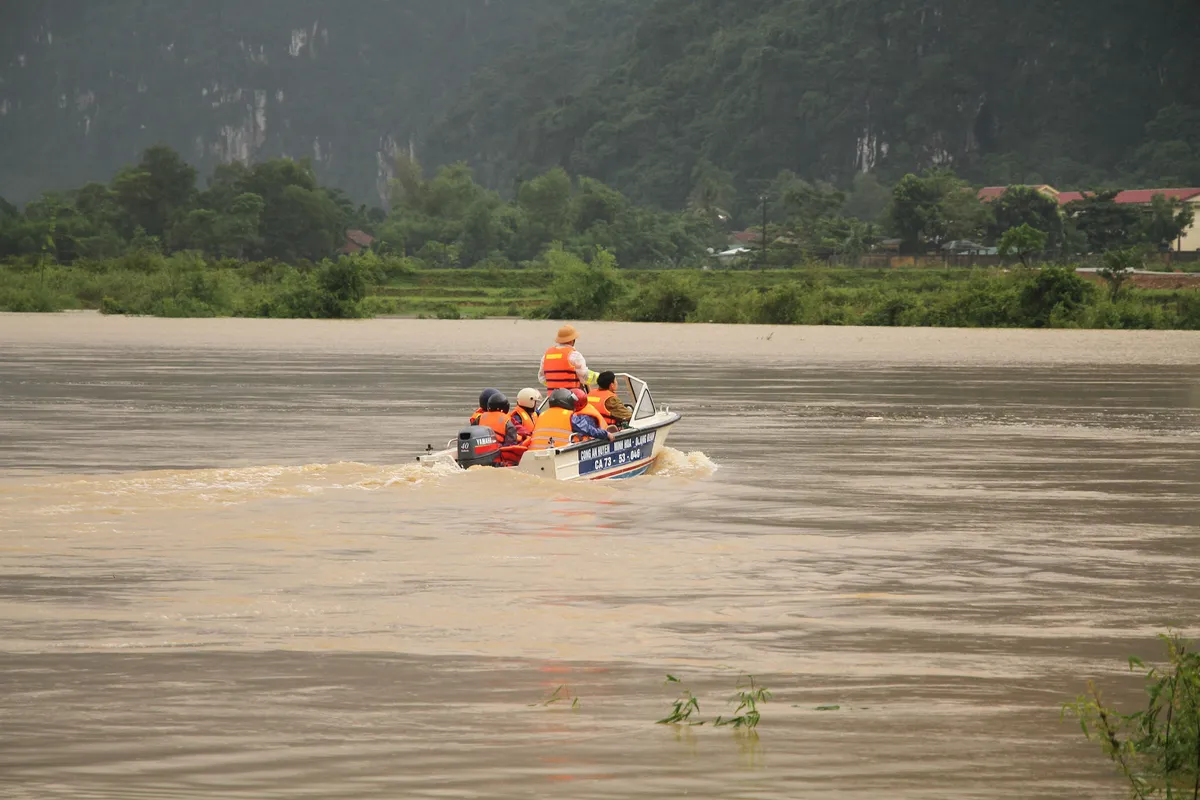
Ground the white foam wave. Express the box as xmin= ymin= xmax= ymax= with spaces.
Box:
xmin=15 ymin=448 xmax=714 ymax=512
xmin=648 ymin=447 xmax=719 ymax=478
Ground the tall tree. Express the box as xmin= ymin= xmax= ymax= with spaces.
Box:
xmin=1065 ymin=192 xmax=1145 ymax=253
xmin=888 ymin=170 xmax=991 ymax=252
xmin=111 ymin=145 xmax=197 ymax=240
xmin=987 ymin=187 xmax=1064 ymax=251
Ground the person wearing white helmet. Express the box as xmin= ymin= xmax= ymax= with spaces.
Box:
xmin=512 ymin=388 xmax=542 ymax=431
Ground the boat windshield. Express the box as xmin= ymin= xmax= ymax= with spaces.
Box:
xmin=532 ymin=373 xmax=658 ymax=420
xmin=615 ymin=373 xmax=656 ymax=420
xmin=614 ymin=375 xmax=639 ymax=409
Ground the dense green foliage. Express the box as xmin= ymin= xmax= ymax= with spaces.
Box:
xmin=1065 ymin=634 xmax=1200 ymax=799
xmin=430 ymin=0 xmax=1200 ymax=215
xmin=376 ymin=156 xmax=714 ymax=268
xmin=3 ymin=143 xmax=1196 ymax=326
xmin=7 ymin=254 xmax=1200 ymax=331
xmin=548 ymin=262 xmax=1200 ymax=330
xmin=0 ymin=145 xmax=377 ymax=265
xmin=884 ymin=171 xmax=1194 ymax=256
xmin=0 ymin=144 xmax=717 ymax=272
xmin=0 ymin=249 xmax=376 ymax=318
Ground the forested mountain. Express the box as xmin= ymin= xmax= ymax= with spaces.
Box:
xmin=431 ymin=0 xmax=1200 ymax=214
xmin=0 ymin=0 xmax=609 ymax=204
xmin=3 ymin=0 xmax=1199 ymax=214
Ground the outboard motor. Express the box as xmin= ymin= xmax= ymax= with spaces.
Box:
xmin=455 ymin=425 xmax=500 ymax=468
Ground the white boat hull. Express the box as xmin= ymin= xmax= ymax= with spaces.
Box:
xmin=512 ymin=412 xmax=679 ymax=481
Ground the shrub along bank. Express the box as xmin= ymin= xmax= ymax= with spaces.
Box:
xmin=2 ymin=248 xmax=1199 ymax=329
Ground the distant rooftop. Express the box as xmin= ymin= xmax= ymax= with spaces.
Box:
xmin=978 ymin=185 xmax=1200 ymax=207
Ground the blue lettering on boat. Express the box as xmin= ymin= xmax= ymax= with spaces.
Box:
xmin=578 ymin=431 xmax=656 ymax=476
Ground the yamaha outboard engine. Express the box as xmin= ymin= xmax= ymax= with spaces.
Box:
xmin=455 ymin=425 xmax=500 ymax=468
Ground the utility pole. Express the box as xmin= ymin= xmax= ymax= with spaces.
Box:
xmin=759 ymin=194 xmax=768 ymax=270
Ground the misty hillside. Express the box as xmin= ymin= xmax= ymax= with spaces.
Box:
xmin=431 ymin=0 xmax=1200 ymax=211
xmin=3 ymin=0 xmax=1199 ymax=210
xmin=0 ymin=0 xmax=632 ymax=204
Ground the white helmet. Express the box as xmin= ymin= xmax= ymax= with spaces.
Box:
xmin=517 ymin=388 xmax=542 ymax=410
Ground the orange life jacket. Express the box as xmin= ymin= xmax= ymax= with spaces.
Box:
xmin=570 ymin=404 xmax=608 ymax=443
xmin=542 ymin=345 xmax=581 ymax=390
xmin=469 ymin=408 xmax=484 ymax=426
xmin=478 ymin=411 xmax=510 ymax=443
xmin=529 ymin=407 xmax=573 ymax=451
xmin=511 ymin=407 xmax=535 ymax=433
xmin=586 ymin=389 xmax=617 ymax=426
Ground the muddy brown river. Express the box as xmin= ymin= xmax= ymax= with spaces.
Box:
xmin=2 ymin=313 xmax=1199 ymax=799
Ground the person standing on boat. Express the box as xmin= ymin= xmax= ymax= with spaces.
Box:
xmin=529 ymin=389 xmax=613 ymax=450
xmin=539 ymin=325 xmax=598 ymax=392
xmin=587 ymin=372 xmax=632 ymax=430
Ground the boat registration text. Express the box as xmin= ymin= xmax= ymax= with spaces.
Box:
xmin=577 ymin=431 xmax=657 ymax=475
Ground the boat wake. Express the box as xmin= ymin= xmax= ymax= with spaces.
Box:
xmin=646 ymin=447 xmax=719 ymax=478
xmin=1 ymin=448 xmax=716 ymax=511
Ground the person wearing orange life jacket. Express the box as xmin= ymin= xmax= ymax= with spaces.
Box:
xmin=470 ymin=388 xmax=501 ymax=426
xmin=539 ymin=325 xmax=599 ymax=392
xmin=511 ymin=388 xmax=542 ymax=433
xmin=586 ymin=371 xmax=632 ymax=430
xmin=477 ymin=392 xmax=524 ymax=447
xmin=570 ymin=388 xmax=607 ymax=432
xmin=568 ymin=388 xmax=614 ymax=443
xmin=528 ymin=389 xmax=613 ymax=451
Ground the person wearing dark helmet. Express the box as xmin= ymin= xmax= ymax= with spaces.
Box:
xmin=470 ymin=388 xmax=501 ymax=426
xmin=477 ymin=392 xmax=524 ymax=446
xmin=529 ymin=389 xmax=612 ymax=450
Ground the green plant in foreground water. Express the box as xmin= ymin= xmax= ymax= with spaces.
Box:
xmin=715 ymin=675 xmax=773 ymax=729
xmin=1064 ymin=633 xmax=1200 ymax=799
xmin=657 ymin=675 xmax=703 ymax=725
xmin=532 ymin=684 xmax=579 ymax=709
xmin=657 ymin=674 xmax=771 ymax=729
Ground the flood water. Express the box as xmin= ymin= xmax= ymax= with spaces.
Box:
xmin=2 ymin=313 xmax=1199 ymax=799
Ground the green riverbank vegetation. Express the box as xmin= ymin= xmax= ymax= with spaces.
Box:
xmin=2 ymin=145 xmax=1198 ymax=327
xmin=1066 ymin=634 xmax=1200 ymax=799
xmin=4 ymin=250 xmax=1199 ymax=329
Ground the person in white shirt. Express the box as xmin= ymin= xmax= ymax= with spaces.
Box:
xmin=538 ymin=324 xmax=597 ymax=391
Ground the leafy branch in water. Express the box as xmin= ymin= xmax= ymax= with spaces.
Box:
xmin=532 ymin=684 xmax=579 ymax=709
xmin=715 ymin=675 xmax=773 ymax=730
xmin=1063 ymin=633 xmax=1200 ymax=799
xmin=657 ymin=674 xmax=772 ymax=730
xmin=657 ymin=674 xmax=703 ymax=725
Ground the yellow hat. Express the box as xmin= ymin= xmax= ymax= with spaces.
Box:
xmin=555 ymin=324 xmax=578 ymax=344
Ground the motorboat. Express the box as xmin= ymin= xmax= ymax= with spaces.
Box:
xmin=418 ymin=373 xmax=681 ymax=481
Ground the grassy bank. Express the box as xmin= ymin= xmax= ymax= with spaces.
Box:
xmin=3 ymin=251 xmax=1199 ymax=329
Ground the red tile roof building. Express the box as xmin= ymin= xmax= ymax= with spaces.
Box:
xmin=339 ymin=229 xmax=376 ymax=255
xmin=975 ymin=185 xmax=1200 ymax=250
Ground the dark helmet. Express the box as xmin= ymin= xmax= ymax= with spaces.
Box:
xmin=548 ymin=388 xmax=576 ymax=410
xmin=478 ymin=388 xmax=500 ymax=409
xmin=486 ymin=392 xmax=510 ymax=413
